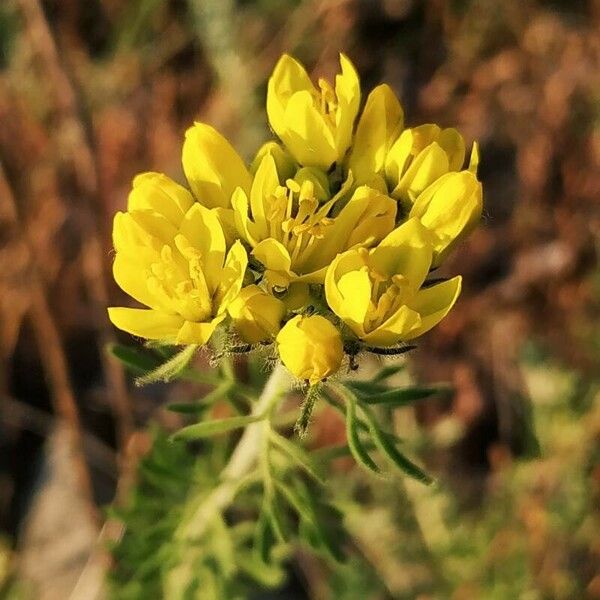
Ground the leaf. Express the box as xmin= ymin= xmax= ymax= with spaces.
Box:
xmin=236 ymin=552 xmax=286 ymax=588
xmin=373 ymin=363 xmax=406 ymax=382
xmin=269 ymin=431 xmax=325 ymax=484
xmin=167 ymin=381 xmax=234 ymax=414
xmin=274 ymin=481 xmax=317 ymax=527
xmin=135 ymin=344 xmax=198 ymax=386
xmin=344 ymin=389 xmax=381 ymax=475
xmin=170 ymin=413 xmax=265 ymax=442
xmin=108 ymin=343 xmax=162 ymax=374
xmin=360 ymin=404 xmax=433 ymax=485
xmin=345 ymin=380 xmax=390 ymax=396
xmin=361 ymin=385 xmax=449 ymax=407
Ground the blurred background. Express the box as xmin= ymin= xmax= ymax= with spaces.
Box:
xmin=0 ymin=0 xmax=599 ymax=598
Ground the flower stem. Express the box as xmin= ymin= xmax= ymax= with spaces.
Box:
xmin=174 ymin=362 xmax=290 ymax=543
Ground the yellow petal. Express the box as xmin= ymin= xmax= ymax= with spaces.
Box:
xmin=227 ymin=285 xmax=285 ymax=343
xmin=112 ymin=253 xmax=168 ymax=312
xmin=294 ymin=167 xmax=330 ymax=201
xmin=325 ymin=248 xmax=369 ymax=324
xmin=404 ymin=276 xmax=462 ymax=339
xmin=282 ymin=90 xmax=337 ymax=168
xmin=182 ymin=122 xmax=251 ymax=209
xmin=335 ymin=268 xmax=371 ymax=337
xmin=251 ymin=141 xmax=296 ymax=182
xmin=175 ymin=315 xmax=225 ymax=345
xmin=410 ymin=171 xmax=482 ymax=265
xmin=385 ymin=124 xmax=442 ymax=189
xmin=437 ymin=128 xmax=466 ymax=172
xmin=369 ymin=218 xmax=433 ymax=292
xmin=333 ymin=53 xmax=361 ymax=158
xmin=362 ymin=305 xmax=422 ymax=346
xmin=394 ymin=142 xmax=450 ymax=206
xmin=108 ymin=307 xmax=183 ymax=341
xmin=348 ymin=84 xmax=404 ymax=184
xmin=299 ymin=185 xmax=395 ymax=275
xmin=252 ymin=238 xmax=292 ymax=274
xmin=276 ymin=315 xmax=343 ymax=385
xmin=345 ymin=186 xmax=397 ymax=247
xmin=231 ymin=187 xmax=260 ymax=247
xmin=267 ymin=54 xmax=315 ymax=138
xmin=215 ymin=241 xmax=248 ymax=312
xmin=177 ymin=203 xmax=226 ymax=293
xmin=250 ymin=153 xmax=280 ymax=239
xmin=213 ymin=207 xmax=237 ymax=247
xmin=128 ymin=172 xmax=194 ymax=227
xmin=468 ymin=142 xmax=480 ymax=174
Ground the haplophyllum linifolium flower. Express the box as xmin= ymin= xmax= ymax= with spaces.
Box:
xmin=347 ymin=84 xmax=483 ymax=266
xmin=325 ymin=218 xmax=462 ymax=347
xmin=108 ymin=52 xmax=482 ymax=392
xmin=108 ymin=173 xmax=247 ymax=345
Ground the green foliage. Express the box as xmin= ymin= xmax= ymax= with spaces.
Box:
xmin=108 ymin=345 xmax=598 ymax=599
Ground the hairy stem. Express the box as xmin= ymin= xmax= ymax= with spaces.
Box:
xmin=174 ymin=363 xmax=290 ymax=543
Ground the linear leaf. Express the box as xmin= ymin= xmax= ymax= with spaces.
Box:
xmin=373 ymin=363 xmax=406 ymax=382
xmin=361 ymin=385 xmax=449 ymax=407
xmin=108 ymin=343 xmax=162 ymax=374
xmin=269 ymin=431 xmax=324 ymax=484
xmin=360 ymin=404 xmax=433 ymax=485
xmin=167 ymin=381 xmax=233 ymax=414
xmin=135 ymin=344 xmax=198 ymax=386
xmin=343 ymin=388 xmax=380 ymax=475
xmin=170 ymin=413 xmax=264 ymax=441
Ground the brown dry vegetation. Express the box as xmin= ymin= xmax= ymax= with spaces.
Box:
xmin=0 ymin=0 xmax=599 ymax=596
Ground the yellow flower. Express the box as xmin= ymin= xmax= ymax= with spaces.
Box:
xmin=227 ymin=285 xmax=285 ymax=343
xmin=267 ymin=54 xmax=360 ymax=169
xmin=276 ymin=315 xmax=343 ymax=385
xmin=347 ymin=84 xmax=404 ymax=188
xmin=409 ymin=167 xmax=482 ymax=267
xmin=325 ymin=218 xmax=462 ymax=347
xmin=232 ymin=153 xmax=397 ymax=291
xmin=250 ymin=141 xmax=296 ymax=182
xmin=108 ymin=174 xmax=247 ymax=345
xmin=385 ymin=124 xmax=467 ymax=211
xmin=182 ymin=122 xmax=252 ymax=210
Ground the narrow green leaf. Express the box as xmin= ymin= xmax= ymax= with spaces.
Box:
xmin=108 ymin=343 xmax=162 ymax=374
xmin=254 ymin=510 xmax=275 ymax=563
xmin=265 ymin=499 xmax=289 ymax=542
xmin=361 ymin=385 xmax=449 ymax=407
xmin=345 ymin=380 xmax=389 ymax=395
xmin=344 ymin=389 xmax=381 ymax=475
xmin=373 ymin=363 xmax=406 ymax=382
xmin=237 ymin=552 xmax=286 ymax=588
xmin=360 ymin=405 xmax=433 ymax=485
xmin=135 ymin=344 xmax=198 ymax=386
xmin=170 ymin=413 xmax=264 ymax=442
xmin=274 ymin=481 xmax=316 ymax=527
xmin=167 ymin=381 xmax=233 ymax=414
xmin=269 ymin=430 xmax=324 ymax=484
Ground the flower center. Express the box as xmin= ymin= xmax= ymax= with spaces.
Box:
xmin=364 ymin=270 xmax=409 ymax=332
xmin=266 ymin=178 xmax=335 ymax=269
xmin=145 ymin=238 xmax=213 ymax=322
xmin=316 ymin=78 xmax=338 ymax=128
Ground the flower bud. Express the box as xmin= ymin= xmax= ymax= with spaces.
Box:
xmin=228 ymin=285 xmax=286 ymax=343
xmin=276 ymin=315 xmax=343 ymax=385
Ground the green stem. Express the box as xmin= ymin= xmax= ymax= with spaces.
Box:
xmin=174 ymin=363 xmax=290 ymax=543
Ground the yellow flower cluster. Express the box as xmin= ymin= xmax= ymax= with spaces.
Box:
xmin=109 ymin=54 xmax=482 ymax=386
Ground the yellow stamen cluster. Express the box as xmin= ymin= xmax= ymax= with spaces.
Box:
xmin=109 ymin=54 xmax=482 ymax=386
